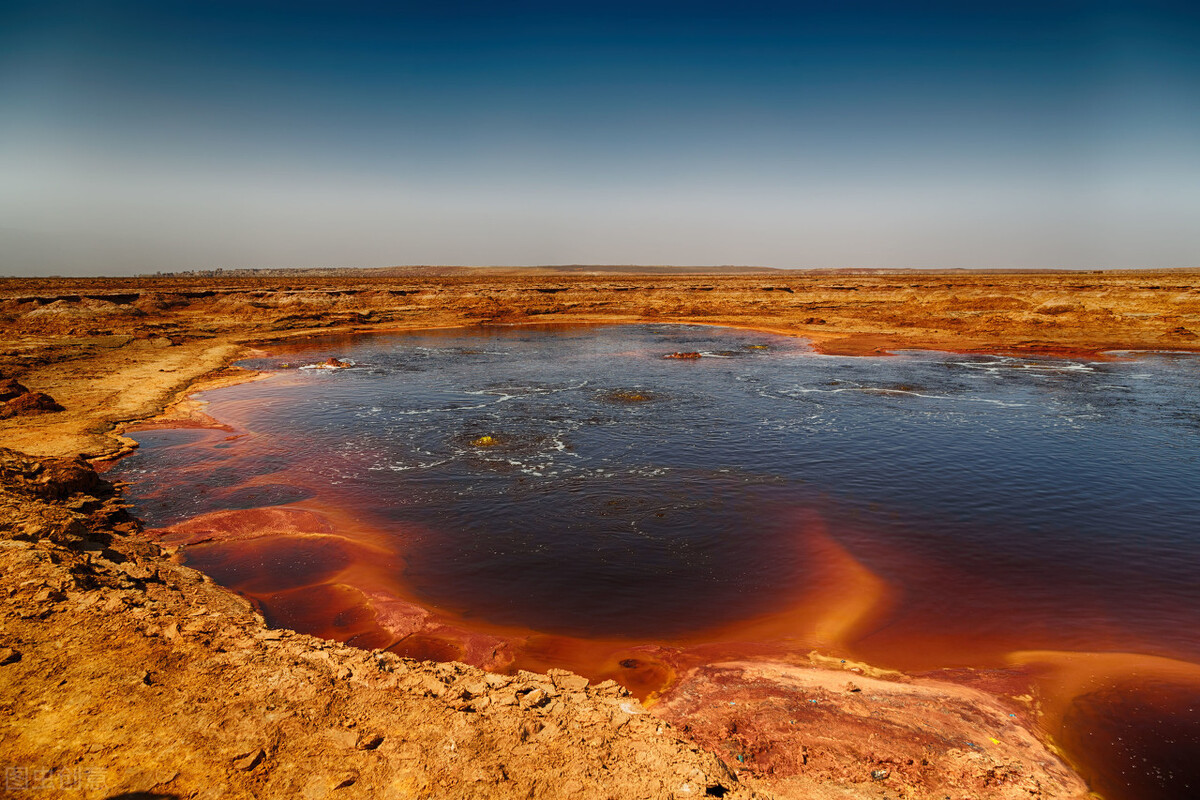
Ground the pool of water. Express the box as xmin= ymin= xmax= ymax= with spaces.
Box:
xmin=111 ymin=323 xmax=1200 ymax=800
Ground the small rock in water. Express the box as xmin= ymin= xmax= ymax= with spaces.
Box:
xmin=608 ymin=390 xmax=652 ymax=402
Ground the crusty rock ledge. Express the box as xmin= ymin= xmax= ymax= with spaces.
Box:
xmin=0 ymin=447 xmax=753 ymax=799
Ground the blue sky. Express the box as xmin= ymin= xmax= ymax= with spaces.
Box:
xmin=2 ymin=0 xmax=1197 ymax=274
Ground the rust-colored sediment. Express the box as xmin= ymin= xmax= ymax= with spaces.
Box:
xmin=654 ymin=660 xmax=1090 ymax=799
xmin=147 ymin=504 xmax=894 ymax=692
xmin=145 ymin=483 xmax=1200 ymax=800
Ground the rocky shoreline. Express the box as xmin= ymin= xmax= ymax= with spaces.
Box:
xmin=0 ymin=447 xmax=1090 ymax=800
xmin=1 ymin=447 xmax=754 ymax=798
xmin=5 ymin=268 xmax=1196 ymax=798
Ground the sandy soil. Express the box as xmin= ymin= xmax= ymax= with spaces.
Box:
xmin=3 ymin=268 xmax=1197 ymax=799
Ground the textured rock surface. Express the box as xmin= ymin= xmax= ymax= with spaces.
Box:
xmin=0 ymin=384 xmax=64 ymax=420
xmin=655 ymin=661 xmax=1089 ymax=799
xmin=0 ymin=448 xmax=751 ymax=799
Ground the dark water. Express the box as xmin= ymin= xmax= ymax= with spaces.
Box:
xmin=111 ymin=323 xmax=1200 ymax=800
xmin=1062 ymin=681 xmax=1200 ymax=800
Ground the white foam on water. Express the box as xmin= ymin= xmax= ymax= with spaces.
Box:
xmin=367 ymin=402 xmax=496 ymax=416
xmin=465 ymin=380 xmax=591 ymax=402
xmin=762 ymin=384 xmax=1025 ymax=408
xmin=367 ymin=458 xmax=451 ymax=473
xmin=950 ymin=358 xmax=1096 ymax=375
xmin=1104 ymin=349 xmax=1200 ymax=356
xmin=860 ymin=388 xmax=1026 ymax=408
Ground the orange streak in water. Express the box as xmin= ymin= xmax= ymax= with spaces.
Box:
xmin=1008 ymin=650 xmax=1200 ymax=738
xmin=155 ymin=501 xmax=896 ymax=701
xmin=699 ymin=508 xmax=893 ymax=652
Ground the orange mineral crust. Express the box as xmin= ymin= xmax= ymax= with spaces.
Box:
xmin=148 ymin=488 xmax=1200 ymax=799
xmin=148 ymin=504 xmax=892 ymax=693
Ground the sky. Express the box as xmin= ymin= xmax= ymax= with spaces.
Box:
xmin=1 ymin=0 xmax=1198 ymax=275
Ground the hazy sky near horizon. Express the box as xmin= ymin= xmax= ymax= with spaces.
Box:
xmin=2 ymin=1 xmax=1198 ymax=275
